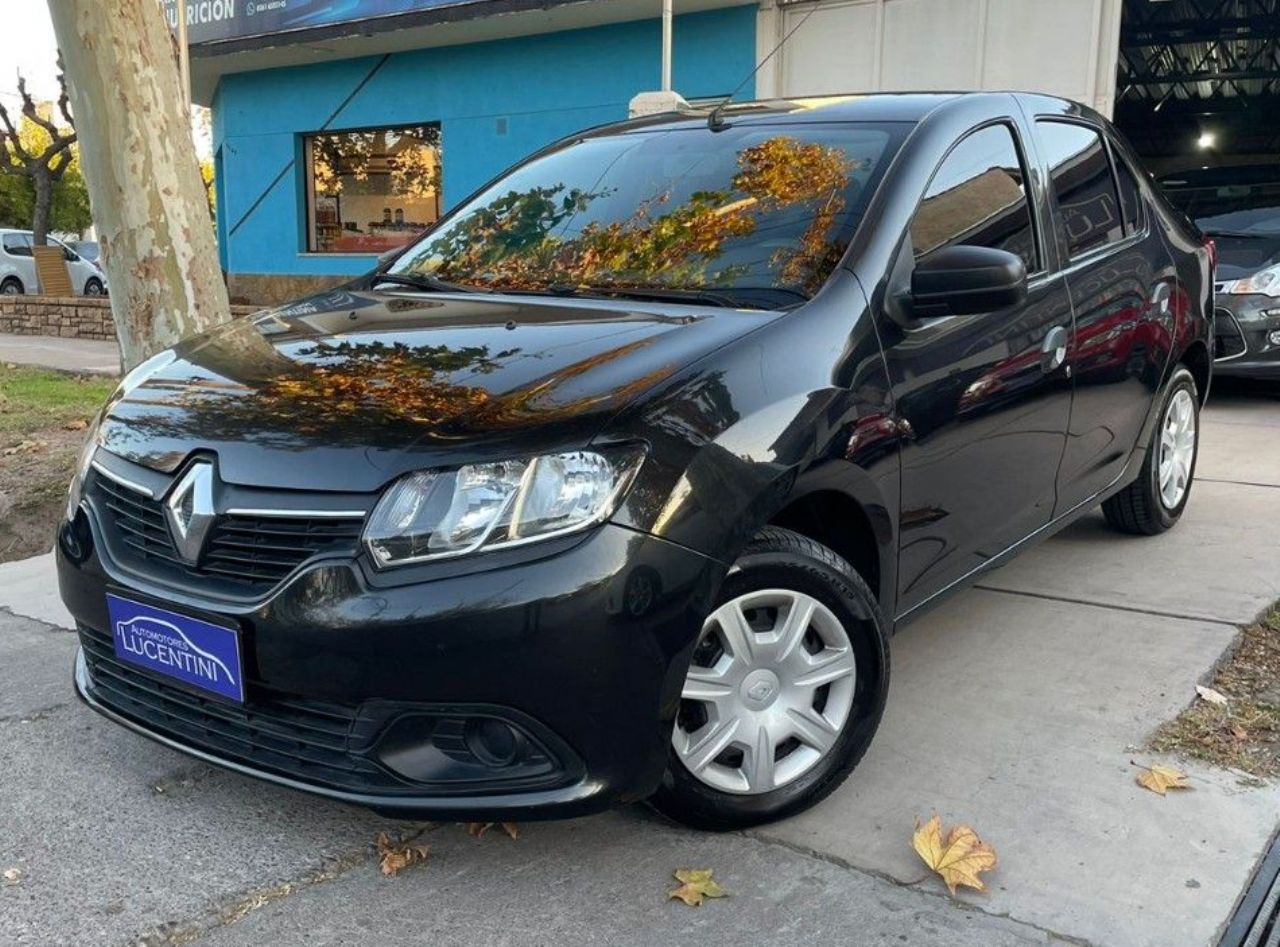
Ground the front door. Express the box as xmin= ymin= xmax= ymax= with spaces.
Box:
xmin=879 ymin=122 xmax=1074 ymax=617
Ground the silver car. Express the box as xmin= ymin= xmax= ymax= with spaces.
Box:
xmin=0 ymin=229 xmax=108 ymax=297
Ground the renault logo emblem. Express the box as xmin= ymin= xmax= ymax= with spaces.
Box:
xmin=164 ymin=462 xmax=216 ymax=564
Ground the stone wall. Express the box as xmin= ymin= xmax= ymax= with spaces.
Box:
xmin=0 ymin=295 xmax=260 ymax=341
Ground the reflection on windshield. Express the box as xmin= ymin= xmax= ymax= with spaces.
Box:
xmin=390 ymin=125 xmax=899 ymax=301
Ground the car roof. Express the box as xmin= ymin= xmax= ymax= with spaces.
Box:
xmin=1159 ymin=164 xmax=1280 ymax=188
xmin=588 ymin=90 xmax=1093 ymax=137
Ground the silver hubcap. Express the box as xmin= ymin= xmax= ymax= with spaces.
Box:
xmin=1158 ymin=389 xmax=1196 ymax=510
xmin=673 ymin=589 xmax=857 ymax=795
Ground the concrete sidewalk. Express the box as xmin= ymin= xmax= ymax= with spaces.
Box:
xmin=1 ymin=391 xmax=1277 ymax=947
xmin=0 ymin=333 xmax=119 ymax=376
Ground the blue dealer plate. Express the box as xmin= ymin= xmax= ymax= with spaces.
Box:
xmin=107 ymin=594 xmax=245 ymax=703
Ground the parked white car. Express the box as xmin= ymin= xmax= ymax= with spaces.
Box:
xmin=0 ymin=229 xmax=108 ymax=297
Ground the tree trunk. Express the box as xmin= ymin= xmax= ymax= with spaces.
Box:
xmin=46 ymin=0 xmax=230 ymax=370
xmin=30 ymin=171 xmax=51 ymax=246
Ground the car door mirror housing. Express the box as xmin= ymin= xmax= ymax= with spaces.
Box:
xmin=909 ymin=245 xmax=1028 ymax=317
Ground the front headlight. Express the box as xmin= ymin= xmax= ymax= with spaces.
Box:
xmin=65 ymin=349 xmax=175 ymax=521
xmin=1223 ymin=263 xmax=1280 ymax=297
xmin=65 ymin=411 xmax=103 ymax=521
xmin=363 ymin=446 xmax=645 ymax=567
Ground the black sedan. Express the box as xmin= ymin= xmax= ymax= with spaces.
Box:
xmin=1161 ymin=165 xmax=1280 ymax=380
xmin=59 ymin=92 xmax=1212 ymax=829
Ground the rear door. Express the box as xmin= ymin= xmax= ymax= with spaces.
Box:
xmin=1032 ymin=119 xmax=1177 ymax=511
xmin=881 ymin=119 xmax=1075 ymax=615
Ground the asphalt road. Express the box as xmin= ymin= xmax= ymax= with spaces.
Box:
xmin=1 ymin=383 xmax=1277 ymax=947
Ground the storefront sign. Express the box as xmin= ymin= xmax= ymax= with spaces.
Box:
xmin=164 ymin=0 xmax=478 ymax=46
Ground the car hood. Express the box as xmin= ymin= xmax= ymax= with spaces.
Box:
xmin=98 ymin=289 xmax=779 ymax=491
xmin=1212 ymin=233 xmax=1280 ymax=281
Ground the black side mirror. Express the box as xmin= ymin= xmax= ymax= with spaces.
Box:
xmin=910 ymin=245 xmax=1027 ymax=318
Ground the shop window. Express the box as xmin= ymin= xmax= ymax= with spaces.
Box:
xmin=304 ymin=124 xmax=442 ymax=254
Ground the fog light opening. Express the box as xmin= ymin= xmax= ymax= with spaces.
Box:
xmin=1267 ymin=328 xmax=1280 ymax=347
xmin=465 ymin=718 xmax=527 ymax=767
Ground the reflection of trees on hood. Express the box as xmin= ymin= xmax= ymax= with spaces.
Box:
xmin=110 ymin=331 xmax=677 ymax=452
xmin=403 ymin=136 xmax=859 ymax=297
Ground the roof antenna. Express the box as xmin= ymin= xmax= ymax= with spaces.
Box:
xmin=707 ymin=3 xmax=822 ymax=131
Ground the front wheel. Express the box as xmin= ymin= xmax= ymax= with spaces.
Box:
xmin=84 ymin=277 xmax=105 ymax=297
xmin=1102 ymin=365 xmax=1200 ymax=535
xmin=0 ymin=277 xmax=23 ymax=296
xmin=649 ymin=526 xmax=889 ymax=830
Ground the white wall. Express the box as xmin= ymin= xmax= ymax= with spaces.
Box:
xmin=756 ymin=0 xmax=1123 ymax=117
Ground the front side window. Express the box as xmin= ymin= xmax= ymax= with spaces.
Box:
xmin=389 ymin=122 xmax=906 ymax=305
xmin=305 ymin=124 xmax=442 ymax=254
xmin=1037 ymin=121 xmax=1124 ymax=258
xmin=2 ymin=234 xmax=32 ymax=257
xmin=910 ymin=123 xmax=1038 ymax=273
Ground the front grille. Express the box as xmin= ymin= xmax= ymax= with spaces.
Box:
xmin=89 ymin=472 xmax=363 ymax=593
xmin=78 ymin=621 xmax=404 ymax=792
xmin=1214 ymin=307 xmax=1248 ymax=360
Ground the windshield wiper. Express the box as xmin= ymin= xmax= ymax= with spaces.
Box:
xmin=504 ymin=284 xmax=801 ymax=310
xmin=372 ymin=272 xmax=487 ymax=294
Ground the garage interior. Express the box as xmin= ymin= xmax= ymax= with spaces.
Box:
xmin=1115 ymin=0 xmax=1280 ymax=174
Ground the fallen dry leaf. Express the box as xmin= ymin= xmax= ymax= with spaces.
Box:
xmin=1231 ymin=725 xmax=1249 ymax=741
xmin=2 ymin=867 xmax=22 ymax=886
xmin=63 ymin=418 xmax=89 ymax=431
xmin=1196 ymin=685 xmax=1229 ymax=706
xmin=375 ymin=832 xmax=429 ymax=877
xmin=1 ymin=439 xmax=44 ymax=456
xmin=668 ymin=868 xmax=727 ymax=906
xmin=466 ymin=821 xmax=520 ymax=840
xmin=1136 ymin=763 xmax=1193 ymax=796
xmin=912 ymin=814 xmax=998 ymax=896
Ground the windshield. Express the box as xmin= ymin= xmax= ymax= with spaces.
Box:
xmin=388 ymin=122 xmax=906 ymax=306
xmin=1161 ymin=178 xmax=1280 ymax=236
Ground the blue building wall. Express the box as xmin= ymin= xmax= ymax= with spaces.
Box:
xmin=212 ymin=7 xmax=758 ymax=278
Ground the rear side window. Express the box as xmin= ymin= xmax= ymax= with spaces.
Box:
xmin=1037 ymin=121 xmax=1124 ymax=258
xmin=2 ymin=234 xmax=32 ymax=257
xmin=1111 ymin=146 xmax=1145 ymax=234
xmin=911 ymin=123 xmax=1039 ymax=273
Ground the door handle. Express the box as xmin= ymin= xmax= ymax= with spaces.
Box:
xmin=1041 ymin=325 xmax=1069 ymax=374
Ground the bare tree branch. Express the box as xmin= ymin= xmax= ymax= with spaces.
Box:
xmin=19 ymin=75 xmax=66 ymax=142
xmin=0 ymin=96 xmax=33 ymax=165
xmin=55 ymin=60 xmax=74 ymax=129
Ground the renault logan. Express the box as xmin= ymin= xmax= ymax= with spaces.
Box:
xmin=59 ymin=93 xmax=1212 ymax=829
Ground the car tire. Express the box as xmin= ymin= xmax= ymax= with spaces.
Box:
xmin=1102 ymin=365 xmax=1199 ymax=535
xmin=84 ymin=277 xmax=105 ymax=297
xmin=0 ymin=277 xmax=23 ymax=296
xmin=650 ymin=526 xmax=889 ymax=830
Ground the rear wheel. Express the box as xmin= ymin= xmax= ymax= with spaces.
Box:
xmin=650 ymin=526 xmax=889 ymax=830
xmin=1102 ymin=365 xmax=1199 ymax=535
xmin=0 ymin=277 xmax=23 ymax=295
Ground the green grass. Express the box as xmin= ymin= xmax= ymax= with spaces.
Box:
xmin=0 ymin=365 xmax=116 ymax=435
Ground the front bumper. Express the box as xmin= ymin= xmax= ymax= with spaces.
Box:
xmin=1214 ymin=295 xmax=1280 ymax=379
xmin=60 ymin=514 xmax=725 ymax=820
